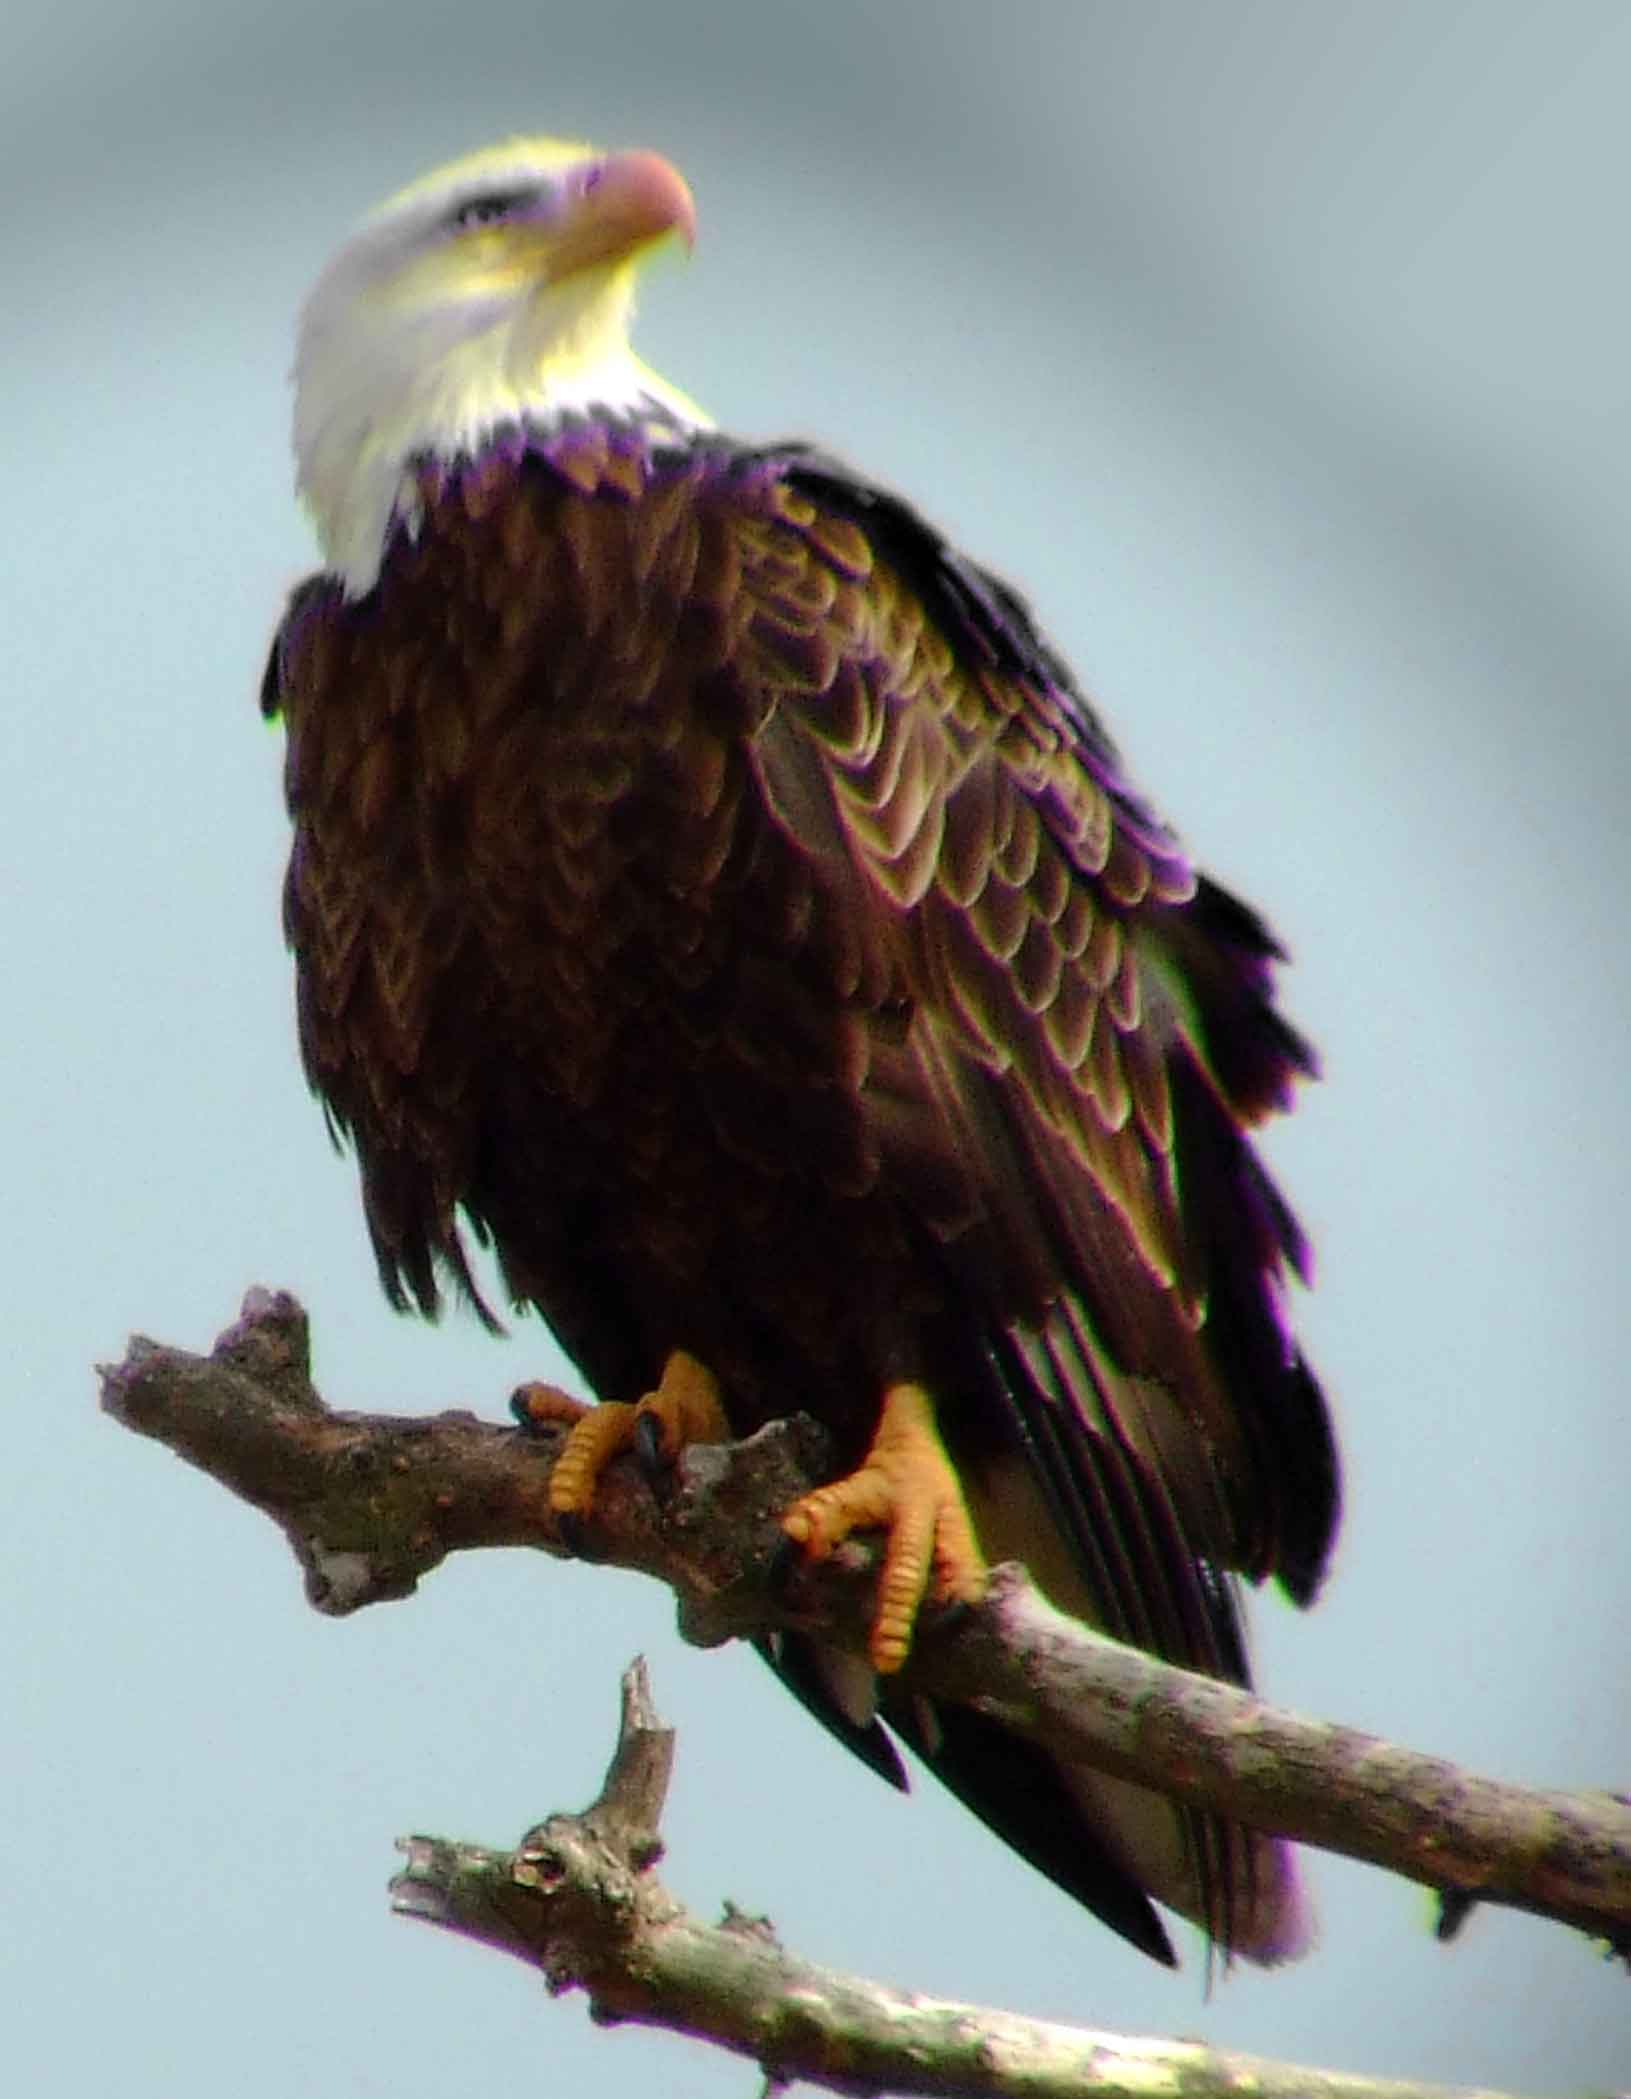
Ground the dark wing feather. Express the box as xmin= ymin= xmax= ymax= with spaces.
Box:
xmin=887 ymin=1695 xmax=1180 ymax=1965
xmin=730 ymin=449 xmax=1338 ymax=1957
xmin=260 ymin=570 xmax=507 ymax=1331
xmin=753 ymin=1633 xmax=909 ymax=1792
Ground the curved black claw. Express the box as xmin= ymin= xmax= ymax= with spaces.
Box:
xmin=1435 ymin=1889 xmax=1479 ymax=1944
xmin=633 ymin=1410 xmax=675 ymax=1503
xmin=510 ymin=1389 xmax=547 ymax=1435
xmin=766 ymin=1529 xmax=804 ymax=1599
xmin=927 ymin=1594 xmax=977 ymax=1641
xmin=554 ymin=1508 xmax=588 ymax=1556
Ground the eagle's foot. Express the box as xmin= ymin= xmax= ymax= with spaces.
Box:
xmin=782 ymin=1381 xmax=987 ymax=1675
xmin=541 ymin=1350 xmax=730 ymax=1521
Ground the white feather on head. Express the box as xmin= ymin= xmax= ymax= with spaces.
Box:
xmin=292 ymin=137 xmax=710 ymax=595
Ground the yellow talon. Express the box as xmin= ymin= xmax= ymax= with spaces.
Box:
xmin=783 ymin=1381 xmax=987 ymax=1674
xmin=549 ymin=1399 xmax=641 ymax=1516
xmin=630 ymin=1348 xmax=732 ymax=1465
xmin=543 ymin=1350 xmax=730 ymax=1520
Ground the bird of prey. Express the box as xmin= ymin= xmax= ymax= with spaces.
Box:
xmin=263 ymin=136 xmax=1340 ymax=1968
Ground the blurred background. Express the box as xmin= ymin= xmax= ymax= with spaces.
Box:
xmin=5 ymin=2 xmax=1628 ymax=2091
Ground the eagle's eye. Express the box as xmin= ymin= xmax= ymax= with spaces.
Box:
xmin=449 ymin=188 xmax=535 ymax=232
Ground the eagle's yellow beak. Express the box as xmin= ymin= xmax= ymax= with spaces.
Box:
xmin=546 ymin=148 xmax=696 ymax=284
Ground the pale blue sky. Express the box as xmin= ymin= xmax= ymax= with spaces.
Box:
xmin=6 ymin=3 xmax=1628 ymax=2092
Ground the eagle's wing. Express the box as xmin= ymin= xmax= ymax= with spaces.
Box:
xmin=731 ymin=449 xmax=1339 ymax=1961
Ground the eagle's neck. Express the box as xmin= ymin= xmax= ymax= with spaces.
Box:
xmin=294 ymin=268 xmax=712 ymax=599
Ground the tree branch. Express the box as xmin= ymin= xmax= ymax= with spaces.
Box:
xmin=100 ymin=1289 xmax=1631 ymax=1963
xmin=389 ymin=1659 xmax=1525 ymax=2099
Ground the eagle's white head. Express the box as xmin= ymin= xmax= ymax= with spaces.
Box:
xmin=294 ymin=136 xmax=710 ymax=595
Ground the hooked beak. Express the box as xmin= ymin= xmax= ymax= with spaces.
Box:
xmin=545 ymin=148 xmax=696 ymax=283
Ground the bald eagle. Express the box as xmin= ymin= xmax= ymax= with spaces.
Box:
xmin=263 ymin=138 xmax=1340 ymax=1969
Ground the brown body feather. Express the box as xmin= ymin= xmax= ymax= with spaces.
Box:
xmin=266 ymin=428 xmax=1338 ymax=1964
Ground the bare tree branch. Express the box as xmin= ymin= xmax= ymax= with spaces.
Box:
xmin=100 ymin=1289 xmax=1631 ymax=1965
xmin=389 ymin=1660 xmax=1531 ymax=2099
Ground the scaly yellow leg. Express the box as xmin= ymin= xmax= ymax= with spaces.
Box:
xmin=782 ymin=1381 xmax=987 ymax=1674
xmin=513 ymin=1351 xmax=731 ymax=1521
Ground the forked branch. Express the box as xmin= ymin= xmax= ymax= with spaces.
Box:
xmin=391 ymin=1659 xmax=1528 ymax=2099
